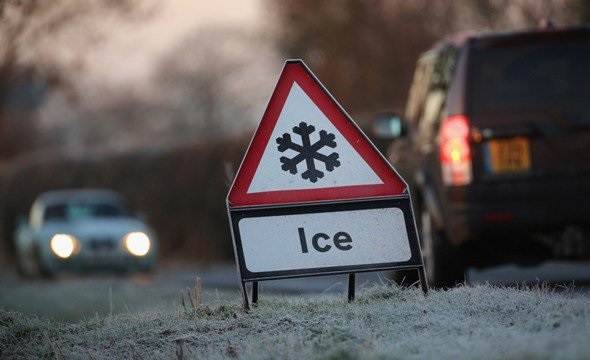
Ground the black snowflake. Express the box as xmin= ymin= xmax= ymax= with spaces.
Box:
xmin=276 ymin=122 xmax=341 ymax=183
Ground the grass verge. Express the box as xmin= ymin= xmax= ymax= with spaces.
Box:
xmin=1 ymin=284 xmax=589 ymax=359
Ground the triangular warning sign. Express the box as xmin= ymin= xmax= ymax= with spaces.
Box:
xmin=228 ymin=60 xmax=407 ymax=207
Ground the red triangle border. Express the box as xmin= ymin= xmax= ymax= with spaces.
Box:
xmin=228 ymin=60 xmax=406 ymax=207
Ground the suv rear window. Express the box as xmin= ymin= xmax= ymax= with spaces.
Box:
xmin=469 ymin=32 xmax=590 ymax=126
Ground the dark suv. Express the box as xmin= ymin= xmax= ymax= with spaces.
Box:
xmin=375 ymin=25 xmax=590 ymax=287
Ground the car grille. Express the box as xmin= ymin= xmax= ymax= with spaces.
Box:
xmin=87 ymin=237 xmax=117 ymax=252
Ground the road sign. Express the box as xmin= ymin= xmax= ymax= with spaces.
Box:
xmin=227 ymin=60 xmax=406 ymax=207
xmin=227 ymin=60 xmax=426 ymax=309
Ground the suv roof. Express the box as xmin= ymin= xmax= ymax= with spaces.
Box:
xmin=431 ymin=24 xmax=590 ymax=51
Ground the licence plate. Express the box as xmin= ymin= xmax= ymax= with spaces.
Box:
xmin=83 ymin=254 xmax=123 ymax=266
xmin=485 ymin=137 xmax=531 ymax=174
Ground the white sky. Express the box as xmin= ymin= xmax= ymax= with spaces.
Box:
xmin=89 ymin=0 xmax=267 ymax=86
xmin=31 ymin=0 xmax=279 ymax=153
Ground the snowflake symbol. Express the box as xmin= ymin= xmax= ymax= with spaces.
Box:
xmin=276 ymin=122 xmax=341 ymax=183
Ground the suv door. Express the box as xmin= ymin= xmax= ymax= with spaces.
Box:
xmin=391 ymin=46 xmax=464 ymax=287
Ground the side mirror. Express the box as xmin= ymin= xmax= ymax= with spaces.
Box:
xmin=372 ymin=112 xmax=405 ymax=140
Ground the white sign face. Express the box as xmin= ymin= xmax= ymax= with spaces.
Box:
xmin=247 ymin=82 xmax=383 ymax=194
xmin=238 ymin=207 xmax=411 ymax=273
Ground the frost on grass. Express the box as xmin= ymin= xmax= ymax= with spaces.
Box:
xmin=1 ymin=284 xmax=589 ymax=359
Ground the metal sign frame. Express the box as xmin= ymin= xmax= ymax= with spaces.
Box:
xmin=227 ymin=196 xmax=427 ymax=309
xmin=226 ymin=60 xmax=427 ymax=309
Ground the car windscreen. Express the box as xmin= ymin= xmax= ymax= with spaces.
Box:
xmin=469 ymin=32 xmax=590 ymax=125
xmin=44 ymin=202 xmax=129 ymax=222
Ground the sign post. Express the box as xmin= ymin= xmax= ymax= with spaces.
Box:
xmin=227 ymin=60 xmax=427 ymax=309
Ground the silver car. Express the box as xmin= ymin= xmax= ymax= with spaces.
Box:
xmin=15 ymin=189 xmax=157 ymax=277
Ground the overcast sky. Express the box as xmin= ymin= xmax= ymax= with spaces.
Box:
xmin=31 ymin=0 xmax=280 ymax=153
xmin=85 ymin=0 xmax=269 ymax=86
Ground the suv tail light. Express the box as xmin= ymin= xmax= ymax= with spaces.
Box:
xmin=440 ymin=115 xmax=472 ymax=186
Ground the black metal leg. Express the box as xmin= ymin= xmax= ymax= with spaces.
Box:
xmin=348 ymin=273 xmax=356 ymax=302
xmin=417 ymin=267 xmax=428 ymax=295
xmin=252 ymin=281 xmax=259 ymax=304
xmin=241 ymin=282 xmax=250 ymax=310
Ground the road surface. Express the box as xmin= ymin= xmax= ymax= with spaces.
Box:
xmin=161 ymin=261 xmax=590 ymax=296
xmin=1 ymin=261 xmax=588 ymax=321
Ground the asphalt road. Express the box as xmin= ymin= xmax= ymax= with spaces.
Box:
xmin=162 ymin=261 xmax=590 ymax=297
xmin=1 ymin=261 xmax=588 ymax=321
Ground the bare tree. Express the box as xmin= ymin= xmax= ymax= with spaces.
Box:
xmin=21 ymin=22 xmax=278 ymax=155
xmin=0 ymin=0 xmax=145 ymax=158
xmin=268 ymin=0 xmax=440 ymax=113
xmin=269 ymin=0 xmax=587 ymax=115
xmin=151 ymin=27 xmax=278 ymax=142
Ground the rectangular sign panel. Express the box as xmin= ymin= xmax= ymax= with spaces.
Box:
xmin=229 ymin=197 xmax=423 ymax=281
xmin=239 ymin=208 xmax=411 ymax=273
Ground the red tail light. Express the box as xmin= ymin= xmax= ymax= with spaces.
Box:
xmin=440 ymin=115 xmax=472 ymax=186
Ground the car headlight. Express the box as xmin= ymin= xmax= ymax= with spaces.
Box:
xmin=123 ymin=232 xmax=150 ymax=256
xmin=50 ymin=234 xmax=78 ymax=259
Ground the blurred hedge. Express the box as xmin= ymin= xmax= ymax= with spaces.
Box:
xmin=0 ymin=136 xmax=250 ymax=263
